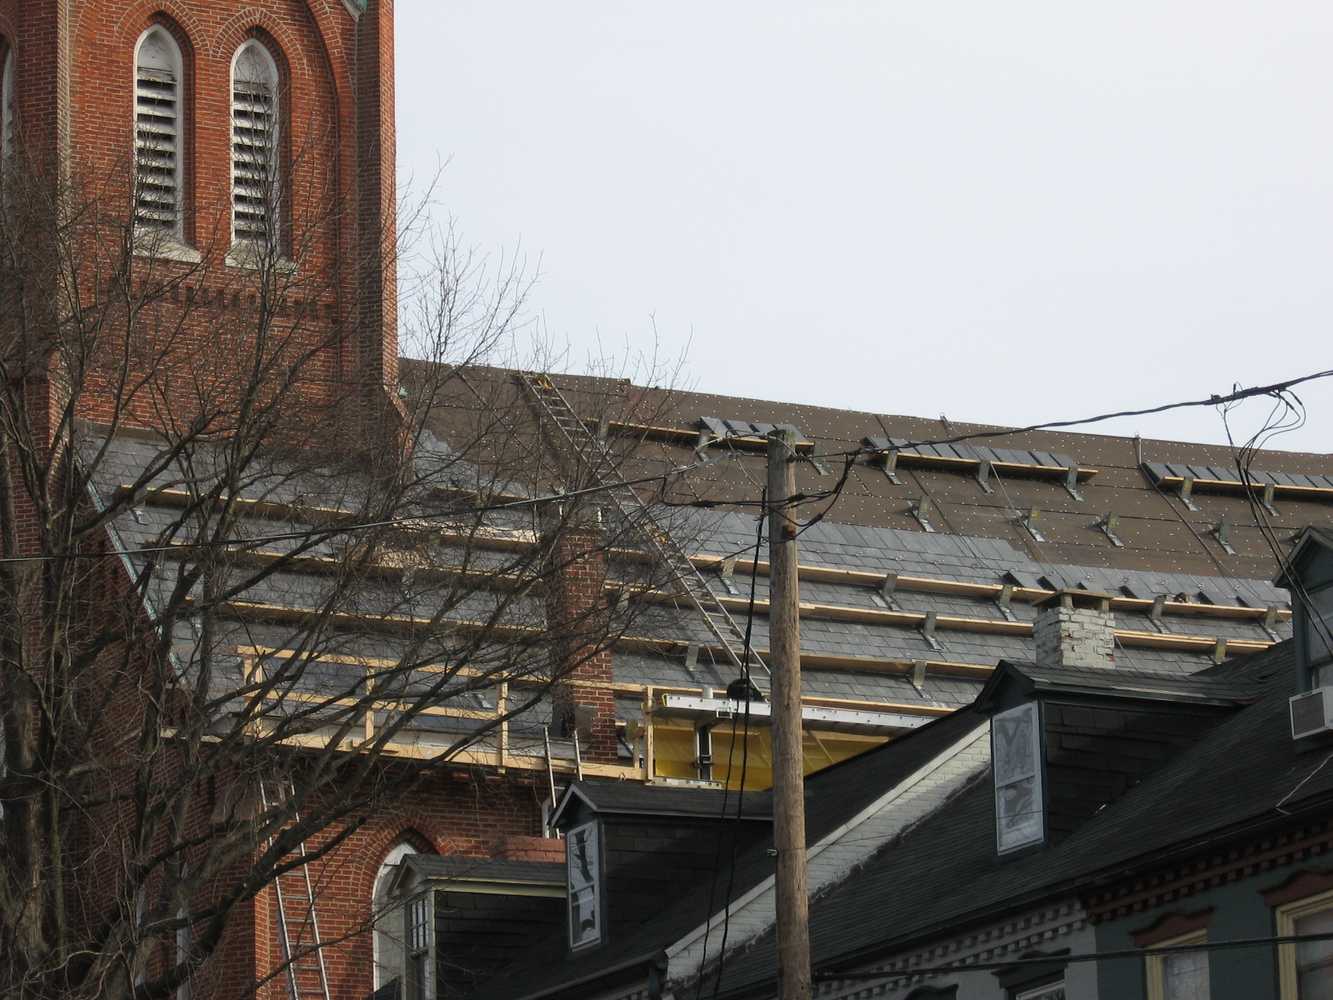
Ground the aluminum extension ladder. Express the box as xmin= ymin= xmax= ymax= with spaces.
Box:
xmin=516 ymin=371 xmax=770 ymax=684
xmin=258 ymin=779 xmax=332 ymax=1000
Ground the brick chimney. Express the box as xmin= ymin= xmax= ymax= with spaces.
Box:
xmin=1034 ymin=589 xmax=1116 ymax=669
xmin=544 ymin=510 xmax=618 ymax=764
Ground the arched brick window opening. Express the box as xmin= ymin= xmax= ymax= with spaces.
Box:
xmin=133 ymin=25 xmax=186 ymax=239
xmin=1 ymin=43 xmax=15 ymax=165
xmin=230 ymin=38 xmax=285 ymax=251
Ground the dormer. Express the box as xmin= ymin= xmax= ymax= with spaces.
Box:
xmin=1276 ymin=528 xmax=1333 ymax=692
xmin=979 ymin=658 xmax=1255 ymax=858
xmin=550 ymin=782 xmax=772 ymax=955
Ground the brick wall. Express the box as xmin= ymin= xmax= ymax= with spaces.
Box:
xmin=1035 ymin=599 xmax=1117 ymax=669
xmin=545 ymin=517 xmax=619 ymax=764
xmin=0 ymin=0 xmax=400 ymax=440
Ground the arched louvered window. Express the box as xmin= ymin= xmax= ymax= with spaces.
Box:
xmin=231 ymin=40 xmax=281 ymax=248
xmin=134 ymin=27 xmax=184 ymax=237
xmin=1 ymin=46 xmax=15 ymax=165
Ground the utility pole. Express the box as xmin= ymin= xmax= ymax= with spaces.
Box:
xmin=767 ymin=427 xmax=811 ymax=1000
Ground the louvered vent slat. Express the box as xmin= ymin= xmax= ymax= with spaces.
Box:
xmin=230 ymin=47 xmax=279 ymax=247
xmin=133 ymin=58 xmax=179 ymax=233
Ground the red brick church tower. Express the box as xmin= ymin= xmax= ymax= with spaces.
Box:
xmin=0 ymin=0 xmax=400 ymax=436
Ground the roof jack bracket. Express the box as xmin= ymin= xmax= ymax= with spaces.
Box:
xmin=1063 ymin=466 xmax=1085 ymax=502
xmin=1262 ymin=605 xmax=1282 ymax=641
xmin=596 ymin=414 xmax=610 ymax=443
xmin=803 ymin=453 xmax=830 ymax=477
xmin=694 ymin=429 xmax=714 ymax=457
xmin=1149 ymin=595 xmax=1167 ymax=633
xmin=911 ymin=498 xmax=936 ymax=533
xmin=1178 ymin=476 xmax=1200 ymax=512
xmin=1260 ymin=481 xmax=1278 ymax=517
xmin=919 ymin=611 xmax=941 ymax=652
xmin=1212 ymin=637 xmax=1229 ymax=665
xmin=1021 ymin=508 xmax=1045 ymax=543
xmin=975 ymin=460 xmax=994 ymax=495
xmin=881 ymin=449 xmax=901 ymax=485
xmin=1211 ymin=517 xmax=1236 ymax=556
xmin=684 ymin=642 xmax=701 ymax=674
xmin=910 ymin=659 xmax=928 ymax=693
xmin=872 ymin=571 xmax=900 ymax=610
xmin=1094 ymin=513 xmax=1124 ymax=548
xmin=995 ymin=583 xmax=1017 ymax=622
xmin=718 ymin=557 xmax=739 ymax=596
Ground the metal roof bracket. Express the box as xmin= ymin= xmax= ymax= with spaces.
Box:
xmin=596 ymin=414 xmax=610 ymax=443
xmin=882 ymin=449 xmax=901 ymax=485
xmin=1063 ymin=465 xmax=1085 ymax=502
xmin=1213 ymin=637 xmax=1228 ymax=664
xmin=1094 ymin=512 xmax=1124 ymax=548
xmin=1263 ymin=605 xmax=1282 ymax=641
xmin=718 ymin=557 xmax=739 ymax=595
xmin=1211 ymin=517 xmax=1236 ymax=555
xmin=1261 ymin=481 xmax=1278 ymax=517
xmin=1178 ymin=476 xmax=1200 ymax=512
xmin=872 ymin=571 xmax=900 ymax=610
xmin=911 ymin=498 xmax=936 ymax=533
xmin=1021 ymin=508 xmax=1045 ymax=543
xmin=911 ymin=659 xmax=928 ymax=693
xmin=975 ymin=460 xmax=994 ymax=494
xmin=919 ymin=611 xmax=941 ymax=651
xmin=995 ymin=583 xmax=1017 ymax=622
xmin=694 ymin=429 xmax=715 ymax=457
xmin=684 ymin=642 xmax=701 ymax=673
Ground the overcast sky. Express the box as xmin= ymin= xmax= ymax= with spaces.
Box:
xmin=396 ymin=2 xmax=1333 ymax=452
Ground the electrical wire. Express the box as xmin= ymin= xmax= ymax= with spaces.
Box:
xmin=0 ymin=454 xmax=737 ymax=565
xmin=709 ymin=502 xmax=762 ymax=1000
xmin=693 ymin=491 xmax=765 ymax=1000
xmin=804 ymin=366 xmax=1333 ymax=462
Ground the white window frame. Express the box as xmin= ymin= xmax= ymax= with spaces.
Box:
xmin=1277 ymin=886 xmax=1333 ymax=1000
xmin=993 ymin=701 xmax=1045 ymax=855
xmin=567 ymin=819 xmax=605 ymax=952
xmin=402 ymin=890 xmax=434 ymax=1000
xmin=132 ymin=25 xmax=185 ymax=242
xmin=1145 ymin=929 xmax=1208 ymax=1000
xmin=1013 ymin=981 xmax=1065 ymax=1000
xmin=372 ymin=842 xmax=419 ymax=992
xmin=229 ymin=39 xmax=282 ymax=253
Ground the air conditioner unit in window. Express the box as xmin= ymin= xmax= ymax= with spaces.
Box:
xmin=1290 ymin=687 xmax=1333 ymax=740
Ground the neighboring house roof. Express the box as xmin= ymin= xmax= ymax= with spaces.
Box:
xmin=711 ymin=642 xmax=1312 ymax=997
xmin=553 ymin=783 xmax=774 ymax=825
xmin=479 ymin=706 xmax=990 ymax=1000
xmin=395 ymin=856 xmax=566 ymax=889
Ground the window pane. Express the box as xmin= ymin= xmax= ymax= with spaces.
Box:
xmin=1015 ymin=983 xmax=1065 ymax=1000
xmin=1296 ymin=907 xmax=1333 ymax=1000
xmin=1161 ymin=949 xmax=1209 ymax=1000
xmin=1307 ymin=587 xmax=1333 ymax=666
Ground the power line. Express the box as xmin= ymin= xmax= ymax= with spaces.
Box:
xmin=806 ymin=366 xmax=1333 ymax=461
xmin=0 ymin=454 xmax=736 ymax=565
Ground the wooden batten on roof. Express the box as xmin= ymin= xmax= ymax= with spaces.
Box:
xmin=125 ymin=483 xmax=1290 ymax=626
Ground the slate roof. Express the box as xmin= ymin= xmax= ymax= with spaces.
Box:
xmin=80 ymin=359 xmax=1321 ymax=754
xmin=398 ymin=856 xmax=565 ymax=887
xmin=710 ymin=642 xmax=1321 ymax=996
xmin=554 ymin=782 xmax=774 ymax=823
